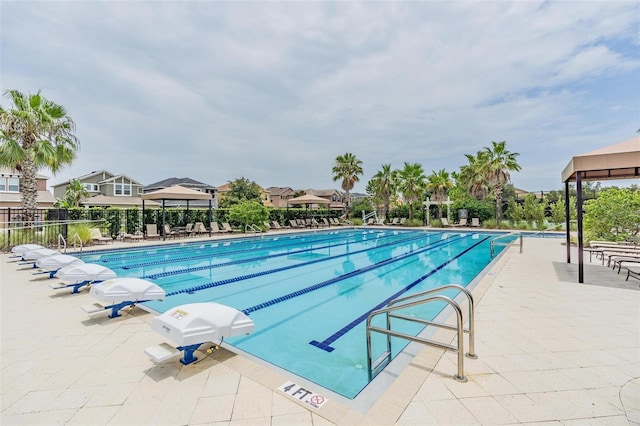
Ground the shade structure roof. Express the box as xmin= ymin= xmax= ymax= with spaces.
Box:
xmin=561 ymin=136 xmax=640 ymax=183
xmin=141 ymin=185 xmax=212 ymax=201
xmin=286 ymin=194 xmax=331 ymax=205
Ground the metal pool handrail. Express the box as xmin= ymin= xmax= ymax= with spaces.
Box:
xmin=490 ymin=232 xmax=522 ymax=257
xmin=366 ymin=284 xmax=477 ymax=383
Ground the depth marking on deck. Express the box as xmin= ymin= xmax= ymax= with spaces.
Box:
xmin=279 ymin=381 xmax=328 ymax=409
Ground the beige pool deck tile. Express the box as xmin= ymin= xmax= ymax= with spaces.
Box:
xmin=2 ymin=235 xmax=639 ymax=425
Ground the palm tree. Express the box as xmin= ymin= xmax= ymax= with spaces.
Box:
xmin=0 ymin=90 xmax=79 ymax=220
xmin=426 ymin=169 xmax=453 ymax=219
xmin=396 ymin=162 xmax=426 ymax=220
xmin=368 ymin=164 xmax=396 ymax=219
xmin=477 ymin=141 xmax=521 ymax=225
xmin=55 ymin=178 xmax=89 ymax=208
xmin=458 ymin=153 xmax=489 ymax=200
xmin=331 ymin=152 xmax=363 ymax=217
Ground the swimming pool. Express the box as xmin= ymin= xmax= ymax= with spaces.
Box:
xmin=78 ymin=228 xmax=508 ymax=399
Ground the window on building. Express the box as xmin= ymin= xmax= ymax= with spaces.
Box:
xmin=84 ymin=183 xmax=99 ymax=192
xmin=7 ymin=177 xmax=19 ymax=192
xmin=115 ymin=183 xmax=131 ymax=196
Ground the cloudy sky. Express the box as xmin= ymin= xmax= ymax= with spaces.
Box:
xmin=2 ymin=1 xmax=638 ymax=194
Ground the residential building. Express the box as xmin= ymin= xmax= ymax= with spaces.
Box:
xmin=0 ymin=167 xmax=56 ymax=208
xmin=51 ymin=170 xmax=150 ymax=208
xmin=264 ymin=186 xmax=295 ymax=208
xmin=144 ymin=177 xmax=218 ymax=208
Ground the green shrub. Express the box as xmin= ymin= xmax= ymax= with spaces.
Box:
xmin=68 ymin=223 xmax=93 ymax=245
xmin=403 ymin=218 xmax=422 ymax=227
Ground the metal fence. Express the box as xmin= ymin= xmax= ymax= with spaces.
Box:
xmin=0 ymin=206 xmax=346 ymax=251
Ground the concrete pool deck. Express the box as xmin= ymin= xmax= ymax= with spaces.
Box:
xmin=1 ymin=232 xmax=639 ymax=425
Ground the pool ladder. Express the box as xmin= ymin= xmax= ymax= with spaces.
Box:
xmin=366 ymin=284 xmax=476 ymax=383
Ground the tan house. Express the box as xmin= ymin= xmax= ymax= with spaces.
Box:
xmin=0 ymin=167 xmax=56 ymax=208
xmin=52 ymin=170 xmax=153 ymax=208
xmin=264 ymin=187 xmax=296 ymax=208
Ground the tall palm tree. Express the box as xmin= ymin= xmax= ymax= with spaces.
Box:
xmin=396 ymin=162 xmax=426 ymax=220
xmin=0 ymin=90 xmax=79 ymax=219
xmin=332 ymin=152 xmax=363 ymax=217
xmin=369 ymin=164 xmax=396 ymax=219
xmin=478 ymin=141 xmax=521 ymax=225
xmin=426 ymin=169 xmax=453 ymax=219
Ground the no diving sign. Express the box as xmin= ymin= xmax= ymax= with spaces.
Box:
xmin=279 ymin=381 xmax=328 ymax=409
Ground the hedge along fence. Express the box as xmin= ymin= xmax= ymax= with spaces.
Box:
xmin=0 ymin=206 xmax=348 ymax=250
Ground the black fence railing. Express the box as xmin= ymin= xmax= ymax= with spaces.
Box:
xmin=1 ymin=207 xmax=346 ymax=251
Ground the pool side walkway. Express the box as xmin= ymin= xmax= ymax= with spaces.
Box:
xmin=1 ymin=233 xmax=639 ymax=425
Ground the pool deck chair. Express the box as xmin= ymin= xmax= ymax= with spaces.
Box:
xmin=146 ymin=224 xmax=161 ymax=240
xmin=82 ymin=278 xmax=165 ymax=318
xmin=625 ymin=265 xmax=640 ymax=282
xmin=441 ymin=218 xmax=451 ymax=227
xmin=221 ymin=222 xmax=239 ymax=233
xmin=90 ymin=228 xmax=112 ymax=244
xmin=210 ymin=222 xmax=223 ymax=234
xmin=453 ymin=218 xmax=467 ymax=227
xmin=33 ymin=254 xmax=84 ymax=278
xmin=145 ymin=302 xmax=254 ymax=365
xmin=471 ymin=217 xmax=481 ymax=227
xmin=51 ymin=263 xmax=117 ymax=293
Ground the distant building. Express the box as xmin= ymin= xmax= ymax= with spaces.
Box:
xmin=51 ymin=170 xmax=151 ymax=208
xmin=264 ymin=187 xmax=296 ymax=208
xmin=145 ymin=177 xmax=218 ymax=208
xmin=0 ymin=167 xmax=56 ymax=208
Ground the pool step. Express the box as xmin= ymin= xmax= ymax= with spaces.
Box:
xmin=145 ymin=343 xmax=181 ymax=363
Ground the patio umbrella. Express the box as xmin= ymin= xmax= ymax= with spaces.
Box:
xmin=286 ymin=194 xmax=331 ymax=227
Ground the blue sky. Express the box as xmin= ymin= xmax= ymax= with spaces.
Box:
xmin=2 ymin=1 xmax=638 ymax=194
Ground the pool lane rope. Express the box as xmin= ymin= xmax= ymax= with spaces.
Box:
xmin=240 ymin=234 xmax=474 ymax=318
xmin=103 ymin=230 xmax=370 ymax=269
xmin=162 ymin=231 xmax=446 ymax=297
xmin=143 ymin=231 xmax=430 ymax=279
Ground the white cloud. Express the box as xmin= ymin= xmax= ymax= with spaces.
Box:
xmin=1 ymin=1 xmax=638 ymax=193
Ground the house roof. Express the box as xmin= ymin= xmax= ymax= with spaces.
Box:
xmin=51 ymin=170 xmax=144 ymax=187
xmin=264 ymin=186 xmax=294 ymax=196
xmin=0 ymin=190 xmax=56 ymax=204
xmin=100 ymin=175 xmax=143 ymax=186
xmin=51 ymin=170 xmax=113 ymax=188
xmin=561 ymin=136 xmax=640 ymax=183
xmin=145 ymin=177 xmax=216 ymax=191
xmin=306 ymin=189 xmax=342 ymax=197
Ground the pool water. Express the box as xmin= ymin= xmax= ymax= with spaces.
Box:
xmin=78 ymin=229 xmax=507 ymax=398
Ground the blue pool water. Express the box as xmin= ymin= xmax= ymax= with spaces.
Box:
xmin=78 ymin=229 xmax=508 ymax=398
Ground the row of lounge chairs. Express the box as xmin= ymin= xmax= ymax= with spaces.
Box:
xmin=440 ymin=217 xmax=481 ymax=228
xmin=144 ymin=222 xmax=240 ymax=240
xmin=585 ymin=240 xmax=640 ymax=283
